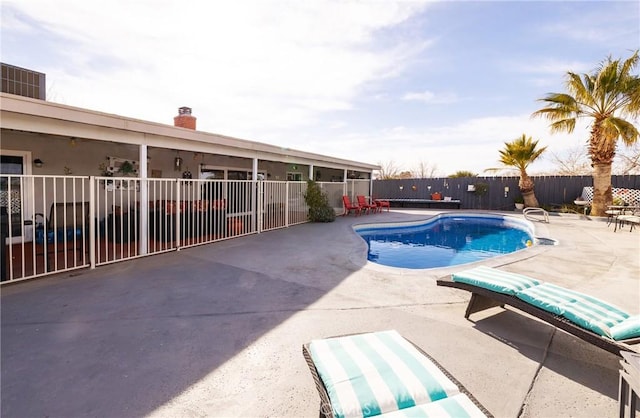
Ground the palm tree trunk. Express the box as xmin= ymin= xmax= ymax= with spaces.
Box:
xmin=522 ymin=191 xmax=540 ymax=207
xmin=591 ymin=163 xmax=612 ymax=217
xmin=519 ymin=171 xmax=540 ymax=207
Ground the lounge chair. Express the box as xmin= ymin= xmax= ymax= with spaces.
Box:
xmin=356 ymin=195 xmax=377 ymax=214
xmin=436 ymin=266 xmax=640 ymax=356
xmin=373 ymin=197 xmax=390 ymax=212
xmin=303 ymin=330 xmax=493 ymax=418
xmin=342 ymin=195 xmax=362 ymax=217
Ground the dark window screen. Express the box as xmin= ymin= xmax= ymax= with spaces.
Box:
xmin=1 ymin=156 xmax=24 ymax=175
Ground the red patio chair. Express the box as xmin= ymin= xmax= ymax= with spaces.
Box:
xmin=373 ymin=197 xmax=390 ymax=212
xmin=342 ymin=195 xmax=362 ymax=216
xmin=356 ymin=195 xmax=377 ymax=214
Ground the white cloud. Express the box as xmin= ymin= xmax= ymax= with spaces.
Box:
xmin=5 ymin=0 xmax=432 ymax=136
xmin=297 ymin=114 xmax=592 ymax=176
xmin=507 ymin=58 xmax=592 ymax=76
xmin=402 ymin=90 xmax=458 ymax=104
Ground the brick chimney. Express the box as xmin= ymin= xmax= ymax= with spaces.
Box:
xmin=173 ymin=106 xmax=196 ymax=130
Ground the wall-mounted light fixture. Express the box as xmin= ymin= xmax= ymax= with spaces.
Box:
xmin=33 ymin=158 xmax=44 ymax=167
xmin=174 ymin=152 xmax=183 ymax=171
xmin=504 ymin=186 xmax=510 ymax=198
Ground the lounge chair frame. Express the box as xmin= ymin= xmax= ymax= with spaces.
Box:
xmin=436 ymin=279 xmax=639 ymax=357
xmin=302 ymin=332 xmax=494 ymax=418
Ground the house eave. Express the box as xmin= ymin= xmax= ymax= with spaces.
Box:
xmin=0 ymin=93 xmax=380 ymax=171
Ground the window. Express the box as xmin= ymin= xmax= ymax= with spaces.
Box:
xmin=287 ymin=172 xmax=303 ymax=181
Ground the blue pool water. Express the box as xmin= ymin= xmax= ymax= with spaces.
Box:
xmin=355 ymin=214 xmax=534 ymax=269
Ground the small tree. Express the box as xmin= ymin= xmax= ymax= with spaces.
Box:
xmin=549 ymin=146 xmax=591 ymax=175
xmin=303 ymin=180 xmax=336 ymax=223
xmin=412 ymin=161 xmax=439 ymax=178
xmin=450 ymin=170 xmax=478 ymax=178
xmin=487 ymin=134 xmax=547 ymax=207
xmin=376 ymin=160 xmax=401 ymax=179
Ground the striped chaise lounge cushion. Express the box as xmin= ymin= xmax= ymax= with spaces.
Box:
xmin=452 ymin=266 xmax=540 ymax=296
xmin=515 ymin=283 xmax=631 ymax=339
xmin=308 ymin=330 xmax=489 ymax=418
xmin=449 ymin=267 xmax=640 ymax=341
xmin=610 ymin=315 xmax=640 ymax=340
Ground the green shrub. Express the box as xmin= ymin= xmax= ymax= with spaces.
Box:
xmin=303 ymin=180 xmax=336 ymax=223
xmin=308 ymin=206 xmax=336 ymax=222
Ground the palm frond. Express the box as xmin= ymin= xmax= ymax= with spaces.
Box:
xmin=548 ymin=118 xmax=577 ymax=134
xmin=566 ymin=72 xmax=593 ymax=105
xmin=534 ymin=50 xmax=639 ymax=144
xmin=495 ymin=134 xmax=547 ymax=171
xmin=608 ymin=117 xmax=640 ymax=146
xmin=620 ymin=50 xmax=639 ymax=77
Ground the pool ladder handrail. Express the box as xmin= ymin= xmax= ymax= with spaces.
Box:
xmin=523 ymin=207 xmax=549 ymax=223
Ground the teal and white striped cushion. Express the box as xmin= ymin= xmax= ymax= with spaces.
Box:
xmin=452 ymin=266 xmax=540 ymax=296
xmin=610 ymin=315 xmax=640 ymax=341
xmin=309 ymin=330 xmax=462 ymax=418
xmin=515 ymin=283 xmax=578 ymax=315
xmin=515 ymin=283 xmax=630 ymax=338
xmin=561 ymin=295 xmax=629 ymax=338
xmin=380 ymin=393 xmax=487 ymax=418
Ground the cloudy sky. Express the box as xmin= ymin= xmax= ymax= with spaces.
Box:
xmin=2 ymin=0 xmax=639 ymax=176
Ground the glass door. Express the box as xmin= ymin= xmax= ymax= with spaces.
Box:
xmin=0 ymin=151 xmax=32 ymax=237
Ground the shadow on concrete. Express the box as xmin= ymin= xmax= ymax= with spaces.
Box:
xmin=2 ymin=253 xmax=333 ymax=417
xmin=2 ymin=208 xmax=433 ymax=418
xmin=0 ymin=209 xmax=560 ymax=417
xmin=470 ymin=309 xmax=620 ymax=400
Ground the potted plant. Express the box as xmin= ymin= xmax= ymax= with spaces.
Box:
xmin=118 ymin=161 xmax=137 ymax=176
xmin=514 ymin=196 xmax=524 ymax=210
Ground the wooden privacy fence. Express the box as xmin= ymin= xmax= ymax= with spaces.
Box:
xmin=372 ymin=175 xmax=640 ymax=211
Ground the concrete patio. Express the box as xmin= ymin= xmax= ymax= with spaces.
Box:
xmin=1 ymin=209 xmax=639 ymax=417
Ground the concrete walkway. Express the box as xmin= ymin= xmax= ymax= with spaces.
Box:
xmin=1 ymin=210 xmax=639 ymax=418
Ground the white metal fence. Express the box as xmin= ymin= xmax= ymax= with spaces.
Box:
xmin=1 ymin=175 xmax=362 ymax=283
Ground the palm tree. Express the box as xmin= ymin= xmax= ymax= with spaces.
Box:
xmin=532 ymin=50 xmax=640 ymax=216
xmin=488 ymin=134 xmax=547 ymax=207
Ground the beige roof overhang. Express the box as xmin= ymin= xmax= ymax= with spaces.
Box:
xmin=0 ymin=93 xmax=379 ymax=172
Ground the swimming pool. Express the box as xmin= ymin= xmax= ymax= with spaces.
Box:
xmin=354 ymin=213 xmax=535 ymax=269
